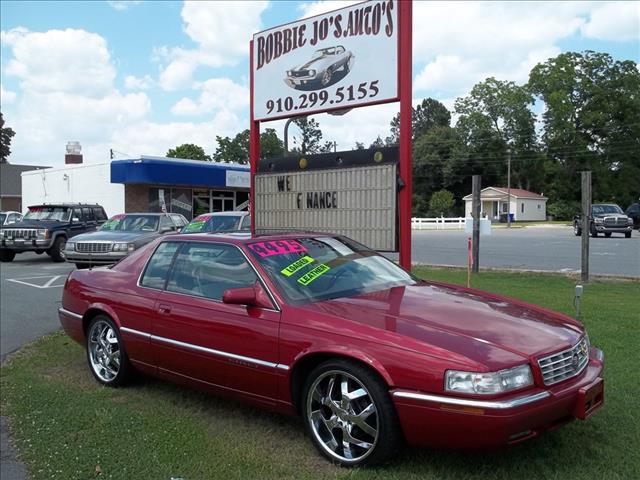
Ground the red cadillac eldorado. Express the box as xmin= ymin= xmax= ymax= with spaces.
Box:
xmin=59 ymin=232 xmax=604 ymax=466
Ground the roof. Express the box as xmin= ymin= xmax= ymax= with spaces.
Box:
xmin=167 ymin=231 xmax=333 ymax=245
xmin=0 ymin=164 xmax=50 ymax=196
xmin=111 ymin=156 xmax=249 ymax=189
xmin=195 ymin=211 xmax=249 ymax=217
xmin=463 ymin=187 xmax=547 ymax=200
xmin=28 ymin=203 xmax=104 ymax=208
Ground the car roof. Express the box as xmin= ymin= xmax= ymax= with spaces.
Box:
xmin=167 ymin=231 xmax=332 ymax=245
xmin=28 ymin=203 xmax=104 ymax=208
xmin=192 ymin=211 xmax=248 ymax=218
xmin=110 ymin=212 xmax=167 ymax=217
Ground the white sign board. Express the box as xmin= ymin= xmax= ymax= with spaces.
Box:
xmin=255 ymin=163 xmax=397 ymax=251
xmin=252 ymin=0 xmax=399 ymax=121
xmin=226 ymin=170 xmax=250 ymax=188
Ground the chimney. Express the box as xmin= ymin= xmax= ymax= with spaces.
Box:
xmin=65 ymin=141 xmax=83 ymax=164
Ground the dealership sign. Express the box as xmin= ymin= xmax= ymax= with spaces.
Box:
xmin=252 ymin=0 xmax=399 ymax=121
xmin=254 ymin=148 xmax=398 ymax=251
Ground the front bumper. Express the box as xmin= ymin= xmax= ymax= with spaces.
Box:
xmin=285 ymin=74 xmax=320 ymax=87
xmin=392 ymin=351 xmax=604 ymax=449
xmin=594 ymin=224 xmax=632 ymax=233
xmin=1 ymin=238 xmax=52 ymax=251
xmin=64 ymin=250 xmax=127 ymax=265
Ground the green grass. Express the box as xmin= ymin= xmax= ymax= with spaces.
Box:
xmin=2 ymin=269 xmax=639 ymax=480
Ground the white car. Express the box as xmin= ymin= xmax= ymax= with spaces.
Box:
xmin=285 ymin=45 xmax=354 ymax=89
xmin=0 ymin=211 xmax=22 ymax=227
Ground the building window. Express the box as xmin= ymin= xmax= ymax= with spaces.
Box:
xmin=521 ymin=203 xmax=525 ymax=213
xmin=502 ymin=202 xmax=508 ymax=213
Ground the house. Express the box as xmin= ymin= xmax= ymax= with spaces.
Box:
xmin=463 ymin=187 xmax=548 ymax=222
xmin=0 ymin=163 xmax=51 ymax=212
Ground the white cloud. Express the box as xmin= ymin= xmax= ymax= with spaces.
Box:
xmin=297 ymin=0 xmax=360 ymax=19
xmin=158 ymin=1 xmax=269 ymax=91
xmin=107 ymin=1 xmax=142 ymax=11
xmin=1 ymin=85 xmax=17 ymax=104
xmin=171 ymin=78 xmax=248 ymax=116
xmin=124 ymin=74 xmax=154 ymax=90
xmin=581 ymin=2 xmax=640 ymax=42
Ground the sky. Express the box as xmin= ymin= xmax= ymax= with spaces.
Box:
xmin=0 ymin=0 xmax=638 ymax=166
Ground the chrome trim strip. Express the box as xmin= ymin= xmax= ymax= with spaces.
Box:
xmin=119 ymin=325 xmax=289 ymax=371
xmin=120 ymin=326 xmax=151 ymax=339
xmin=392 ymin=390 xmax=550 ymax=409
xmin=58 ymin=307 xmax=83 ymax=320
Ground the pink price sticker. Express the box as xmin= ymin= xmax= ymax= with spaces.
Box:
xmin=248 ymin=240 xmax=307 ymax=257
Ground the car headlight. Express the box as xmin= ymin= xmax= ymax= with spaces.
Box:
xmin=287 ymin=70 xmax=292 ymax=76
xmin=628 ymin=218 xmax=633 ymax=225
xmin=65 ymin=242 xmax=75 ymax=250
xmin=37 ymin=229 xmax=48 ymax=239
xmin=309 ymin=69 xmax=316 ymax=76
xmin=594 ymin=217 xmax=603 ymax=224
xmin=445 ymin=364 xmax=533 ymax=395
xmin=112 ymin=242 xmax=135 ymax=252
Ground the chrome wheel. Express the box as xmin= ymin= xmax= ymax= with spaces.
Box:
xmin=88 ymin=320 xmax=121 ymax=382
xmin=321 ymin=69 xmax=332 ymax=86
xmin=306 ymin=370 xmax=379 ymax=463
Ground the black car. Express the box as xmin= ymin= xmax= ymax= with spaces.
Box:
xmin=573 ymin=203 xmax=633 ymax=238
xmin=0 ymin=203 xmax=108 ymax=262
xmin=625 ymin=203 xmax=640 ymax=229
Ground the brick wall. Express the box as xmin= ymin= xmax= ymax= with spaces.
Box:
xmin=124 ymin=185 xmax=150 ymax=213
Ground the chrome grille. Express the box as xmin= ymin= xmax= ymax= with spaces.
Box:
xmin=538 ymin=337 xmax=589 ymax=386
xmin=3 ymin=229 xmax=37 ymax=239
xmin=75 ymin=242 xmax=112 ymax=253
xmin=290 ymin=70 xmax=310 ymax=78
xmin=603 ymin=217 xmax=627 ymax=227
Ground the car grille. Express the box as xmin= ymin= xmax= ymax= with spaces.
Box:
xmin=290 ymin=70 xmax=310 ymax=78
xmin=3 ymin=229 xmax=37 ymax=239
xmin=538 ymin=337 xmax=589 ymax=386
xmin=75 ymin=242 xmax=112 ymax=253
xmin=603 ymin=217 xmax=627 ymax=227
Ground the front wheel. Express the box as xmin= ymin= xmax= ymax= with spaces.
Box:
xmin=320 ymin=68 xmax=333 ymax=87
xmin=625 ymin=231 xmax=632 ymax=238
xmin=0 ymin=250 xmax=15 ymax=262
xmin=590 ymin=224 xmax=598 ymax=237
xmin=604 ymin=232 xmax=612 ymax=238
xmin=86 ymin=315 xmax=132 ymax=387
xmin=49 ymin=236 xmax=66 ymax=262
xmin=302 ymin=359 xmax=402 ymax=467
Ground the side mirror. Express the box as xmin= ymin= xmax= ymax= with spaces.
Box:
xmin=222 ymin=282 xmax=274 ymax=309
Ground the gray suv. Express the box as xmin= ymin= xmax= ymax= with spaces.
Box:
xmin=64 ymin=212 xmax=187 ymax=268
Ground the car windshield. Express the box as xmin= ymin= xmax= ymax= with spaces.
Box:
xmin=100 ymin=214 xmax=159 ymax=232
xmin=592 ymin=205 xmax=623 ymax=214
xmin=182 ymin=215 xmax=242 ymax=233
xmin=0 ymin=214 xmax=5 ymax=224
xmin=246 ymin=236 xmax=417 ymax=305
xmin=23 ymin=207 xmax=70 ymax=221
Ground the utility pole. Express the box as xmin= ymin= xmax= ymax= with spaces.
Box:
xmin=472 ymin=175 xmax=481 ymax=273
xmin=283 ymin=118 xmax=294 ymax=157
xmin=507 ymin=149 xmax=512 ymax=228
xmin=581 ymin=171 xmax=591 ymax=282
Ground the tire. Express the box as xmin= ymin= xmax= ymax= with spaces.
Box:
xmin=302 ymin=359 xmax=402 ymax=467
xmin=573 ymin=222 xmax=581 ymax=236
xmin=35 ymin=250 xmax=44 ymax=255
xmin=86 ymin=315 xmax=132 ymax=387
xmin=320 ymin=68 xmax=333 ymax=87
xmin=49 ymin=236 xmax=67 ymax=262
xmin=590 ymin=224 xmax=598 ymax=237
xmin=75 ymin=263 xmax=90 ymax=269
xmin=604 ymin=232 xmax=612 ymax=238
xmin=0 ymin=250 xmax=15 ymax=262
xmin=625 ymin=231 xmax=632 ymax=238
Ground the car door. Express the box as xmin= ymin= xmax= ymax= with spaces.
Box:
xmin=151 ymin=241 xmax=281 ymax=401
xmin=68 ymin=208 xmax=87 ymax=238
xmin=82 ymin=207 xmax=98 ymax=232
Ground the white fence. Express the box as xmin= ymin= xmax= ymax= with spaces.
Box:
xmin=412 ymin=217 xmax=467 ymax=230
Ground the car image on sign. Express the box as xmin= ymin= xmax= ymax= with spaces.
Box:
xmin=58 ymin=233 xmax=604 ymax=467
xmin=285 ymin=46 xmax=354 ymax=90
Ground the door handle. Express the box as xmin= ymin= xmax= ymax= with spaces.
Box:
xmin=158 ymin=304 xmax=172 ymax=315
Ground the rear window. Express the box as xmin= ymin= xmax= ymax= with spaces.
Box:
xmin=140 ymin=242 xmax=180 ymax=289
xmin=183 ymin=214 xmax=242 ymax=233
xmin=24 ymin=206 xmax=70 ymax=221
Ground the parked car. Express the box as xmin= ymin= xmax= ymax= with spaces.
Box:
xmin=64 ymin=212 xmax=187 ymax=268
xmin=59 ymin=232 xmax=604 ymax=467
xmin=573 ymin=203 xmax=633 ymax=238
xmin=182 ymin=211 xmax=250 ymax=233
xmin=285 ymin=45 xmax=354 ymax=88
xmin=0 ymin=203 xmax=108 ymax=262
xmin=625 ymin=203 xmax=640 ymax=229
xmin=0 ymin=211 xmax=23 ymax=226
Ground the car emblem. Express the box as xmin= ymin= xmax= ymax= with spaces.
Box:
xmin=580 ymin=341 xmax=588 ymax=357
xmin=572 ymin=353 xmax=580 ymax=370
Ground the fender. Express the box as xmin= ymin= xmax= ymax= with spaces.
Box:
xmin=84 ymin=302 xmax=122 ymax=329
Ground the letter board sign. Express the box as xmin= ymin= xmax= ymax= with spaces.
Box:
xmin=254 ymin=147 xmax=398 ymax=251
xmin=252 ymin=0 xmax=399 ymax=121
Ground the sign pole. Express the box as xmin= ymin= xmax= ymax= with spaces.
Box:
xmin=581 ymin=171 xmax=591 ymax=283
xmin=398 ymin=0 xmax=413 ymax=270
xmin=249 ymin=40 xmax=260 ymax=235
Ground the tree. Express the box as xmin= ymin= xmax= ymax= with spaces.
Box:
xmin=354 ymin=141 xmax=365 ymax=150
xmin=291 ymin=117 xmax=328 ymax=154
xmin=529 ymin=51 xmax=640 ymax=206
xmin=370 ymin=136 xmax=385 ymax=148
xmin=166 ymin=143 xmax=210 ymax=161
xmin=1 ymin=113 xmax=16 ymax=164
xmin=212 ymin=128 xmax=284 ymax=164
xmin=428 ymin=189 xmax=455 ymax=217
xmin=386 ymin=98 xmax=451 ymax=145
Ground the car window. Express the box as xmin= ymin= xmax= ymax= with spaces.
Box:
xmin=170 ymin=214 xmax=187 ymax=227
xmin=240 ymin=215 xmax=251 ymax=230
xmin=93 ymin=208 xmax=107 ymax=221
xmin=166 ymin=243 xmax=257 ymax=301
xmin=140 ymin=242 xmax=180 ymax=289
xmin=160 ymin=215 xmax=175 ymax=231
xmin=82 ymin=208 xmax=94 ymax=222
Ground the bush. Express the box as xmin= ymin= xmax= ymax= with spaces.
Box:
xmin=547 ymin=200 xmax=581 ymax=220
xmin=428 ymin=189 xmax=455 ymax=217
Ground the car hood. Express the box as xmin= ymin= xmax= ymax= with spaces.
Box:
xmin=593 ymin=213 xmax=628 ymax=219
xmin=295 ymin=56 xmax=329 ymax=71
xmin=296 ymin=282 xmax=583 ymax=369
xmin=2 ymin=220 xmax=66 ymax=229
xmin=72 ymin=231 xmax=158 ymax=243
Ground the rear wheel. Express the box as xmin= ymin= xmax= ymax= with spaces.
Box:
xmin=86 ymin=315 xmax=132 ymax=387
xmin=0 ymin=250 xmax=15 ymax=262
xmin=302 ymin=359 xmax=402 ymax=467
xmin=49 ymin=236 xmax=66 ymax=262
xmin=604 ymin=232 xmax=612 ymax=238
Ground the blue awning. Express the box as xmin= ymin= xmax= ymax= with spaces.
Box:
xmin=110 ymin=156 xmax=249 ymax=189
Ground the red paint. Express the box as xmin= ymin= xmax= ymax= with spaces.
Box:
xmin=398 ymin=0 xmax=412 ymax=269
xmin=59 ymin=233 xmax=604 ymax=450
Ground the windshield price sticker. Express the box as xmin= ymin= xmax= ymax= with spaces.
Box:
xmin=281 ymin=255 xmax=315 ymax=277
xmin=184 ymin=221 xmax=206 ymax=232
xmin=297 ymin=263 xmax=330 ymax=286
xmin=103 ymin=215 xmax=125 ymax=229
xmin=248 ymin=240 xmax=307 ymax=257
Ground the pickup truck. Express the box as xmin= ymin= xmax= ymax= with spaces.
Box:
xmin=573 ymin=203 xmax=633 ymax=238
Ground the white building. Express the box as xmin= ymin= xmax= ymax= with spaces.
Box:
xmin=463 ymin=187 xmax=548 ymax=222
